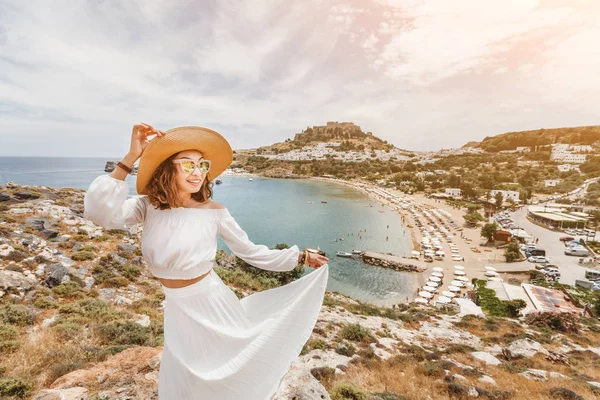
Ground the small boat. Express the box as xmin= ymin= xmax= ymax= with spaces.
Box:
xmin=335 ymin=251 xmax=353 ymax=258
xmin=351 ymin=250 xmax=362 ymax=254
xmin=306 ymin=248 xmax=327 ymax=256
xmin=321 ymin=200 xmax=327 ymax=204
xmin=215 ymin=179 xmax=223 ymax=185
xmin=308 ymin=201 xmax=314 ymax=204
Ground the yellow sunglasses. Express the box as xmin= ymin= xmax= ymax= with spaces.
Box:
xmin=172 ymin=159 xmax=212 ymax=174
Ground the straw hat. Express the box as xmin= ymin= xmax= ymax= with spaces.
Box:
xmin=136 ymin=126 xmax=233 ymax=195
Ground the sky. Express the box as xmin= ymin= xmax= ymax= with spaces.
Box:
xmin=1 ymin=0 xmax=599 ymax=157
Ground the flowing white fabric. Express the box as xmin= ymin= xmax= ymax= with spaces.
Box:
xmin=83 ymin=174 xmax=330 ymax=398
xmin=160 ymin=264 xmax=329 ymax=399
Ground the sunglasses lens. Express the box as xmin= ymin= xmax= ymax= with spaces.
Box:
xmin=181 ymin=160 xmax=196 ymax=173
xmin=199 ymin=161 xmax=211 ymax=172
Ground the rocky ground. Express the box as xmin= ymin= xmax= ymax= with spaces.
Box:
xmin=1 ymin=183 xmax=600 ymax=400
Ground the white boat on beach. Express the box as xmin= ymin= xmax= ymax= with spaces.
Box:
xmin=335 ymin=251 xmax=353 ymax=258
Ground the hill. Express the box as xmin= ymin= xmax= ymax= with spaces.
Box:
xmin=465 ymin=125 xmax=600 ymax=152
xmin=260 ymin=122 xmax=395 ymax=154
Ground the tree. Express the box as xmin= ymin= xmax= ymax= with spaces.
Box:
xmin=504 ymin=299 xmax=527 ymax=318
xmin=504 ymin=242 xmax=521 ymax=262
xmin=494 ymin=192 xmax=504 ymax=209
xmin=481 ymin=222 xmax=499 ymax=242
xmin=464 ymin=212 xmax=485 ymax=228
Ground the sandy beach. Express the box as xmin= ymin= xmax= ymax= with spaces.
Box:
xmin=309 ymin=177 xmax=515 ymax=305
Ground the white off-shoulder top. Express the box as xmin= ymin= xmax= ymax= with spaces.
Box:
xmin=83 ymin=175 xmax=300 ymax=280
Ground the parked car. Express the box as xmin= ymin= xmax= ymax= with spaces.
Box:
xmin=528 ymin=256 xmax=548 ymax=263
xmin=585 ymin=269 xmax=600 ymax=281
xmin=539 ymin=267 xmax=560 ymax=278
xmin=565 ymin=246 xmax=590 ymax=257
xmin=560 ymin=236 xmax=575 ymax=242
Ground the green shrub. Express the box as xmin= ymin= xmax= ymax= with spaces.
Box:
xmin=71 ymin=250 xmax=95 ymax=261
xmin=120 ymin=265 xmax=141 ymax=280
xmin=473 ymin=280 xmax=526 ymax=317
xmin=103 ymin=276 xmax=130 ymax=288
xmin=95 ymin=320 xmax=151 ymax=346
xmin=339 ymin=323 xmax=375 ymax=343
xmin=5 ymin=250 xmax=28 ymax=262
xmin=0 ymin=305 xmax=36 ymax=326
xmin=335 ymin=341 xmax=356 ymax=357
xmin=33 ymin=296 xmax=58 ymax=309
xmin=525 ymin=311 xmax=580 ymax=333
xmin=53 ymin=280 xmax=86 ymax=298
xmin=305 ymin=338 xmax=328 ymax=351
xmin=77 ymin=245 xmax=98 ymax=252
xmin=330 ymin=382 xmax=368 ymax=400
xmin=0 ymin=324 xmax=20 ymax=353
xmin=0 ymin=377 xmax=31 ymax=398
xmin=420 ymin=361 xmax=445 ymax=378
xmin=58 ymin=298 xmax=126 ymax=323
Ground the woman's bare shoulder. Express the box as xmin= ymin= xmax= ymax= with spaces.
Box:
xmin=206 ymin=200 xmax=226 ymax=209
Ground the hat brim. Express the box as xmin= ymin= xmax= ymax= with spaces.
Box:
xmin=136 ymin=126 xmax=233 ymax=195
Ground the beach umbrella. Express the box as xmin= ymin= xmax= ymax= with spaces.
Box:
xmin=448 ymin=285 xmax=461 ymax=292
xmin=454 ymin=265 xmax=465 ymax=270
xmin=425 ymin=281 xmax=439 ymax=288
xmin=455 ymin=276 xmax=469 ymax=282
xmin=432 ymin=267 xmax=444 ymax=272
xmin=450 ymin=280 xmax=464 ymax=287
xmin=413 ymin=297 xmax=429 ymax=304
xmin=454 ymin=270 xmax=466 ymax=276
xmin=484 ymin=271 xmax=499 ymax=277
xmin=428 ymin=276 xmax=442 ymax=283
xmin=488 ymin=277 xmax=504 ymax=282
xmin=422 ymin=286 xmax=436 ymax=293
xmin=442 ymin=291 xmax=456 ymax=298
xmin=432 ymin=272 xmax=444 ymax=278
xmin=436 ymin=296 xmax=451 ymax=304
xmin=484 ymin=266 xmax=497 ymax=272
xmin=419 ymin=291 xmax=434 ymax=298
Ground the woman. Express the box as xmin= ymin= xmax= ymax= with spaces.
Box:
xmin=83 ymin=123 xmax=329 ymax=400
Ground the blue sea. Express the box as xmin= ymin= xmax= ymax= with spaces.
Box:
xmin=0 ymin=156 xmax=419 ymax=305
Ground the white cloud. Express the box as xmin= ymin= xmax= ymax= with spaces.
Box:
xmin=0 ymin=0 xmax=599 ymax=157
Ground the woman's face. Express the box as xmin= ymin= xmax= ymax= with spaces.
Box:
xmin=173 ymin=150 xmax=207 ymax=194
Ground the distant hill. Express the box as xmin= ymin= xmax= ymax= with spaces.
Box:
xmin=464 ymin=126 xmax=600 ymax=152
xmin=259 ymin=122 xmax=396 ymax=153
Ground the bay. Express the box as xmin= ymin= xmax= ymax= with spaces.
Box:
xmin=0 ymin=156 xmax=420 ymax=305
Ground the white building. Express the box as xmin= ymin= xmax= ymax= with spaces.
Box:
xmin=551 ymin=152 xmax=587 ymax=163
xmin=545 ymin=179 xmax=561 ymax=187
xmin=550 ymin=143 xmax=590 ymax=164
xmin=445 ymin=188 xmax=462 ymax=197
xmin=571 ymin=145 xmax=593 ymax=152
xmin=558 ymin=164 xmax=576 ymax=172
xmin=491 ymin=190 xmax=520 ymax=202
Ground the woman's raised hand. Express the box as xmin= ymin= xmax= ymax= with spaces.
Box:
xmin=129 ymin=122 xmax=166 ymax=159
xmin=306 ymin=252 xmax=329 ymax=269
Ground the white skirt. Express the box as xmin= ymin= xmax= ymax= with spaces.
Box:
xmin=158 ymin=264 xmax=329 ymax=400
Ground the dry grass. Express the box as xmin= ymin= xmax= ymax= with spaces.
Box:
xmin=324 ymin=352 xmax=599 ymax=400
xmin=453 ymin=315 xmax=527 ymax=344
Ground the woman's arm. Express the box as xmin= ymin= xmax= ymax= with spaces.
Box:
xmin=217 ymin=208 xmax=301 ymax=271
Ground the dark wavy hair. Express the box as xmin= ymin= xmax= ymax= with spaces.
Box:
xmin=145 ymin=152 xmax=214 ymax=210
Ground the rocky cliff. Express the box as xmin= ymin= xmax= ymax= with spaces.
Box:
xmin=0 ymin=183 xmax=599 ymax=399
